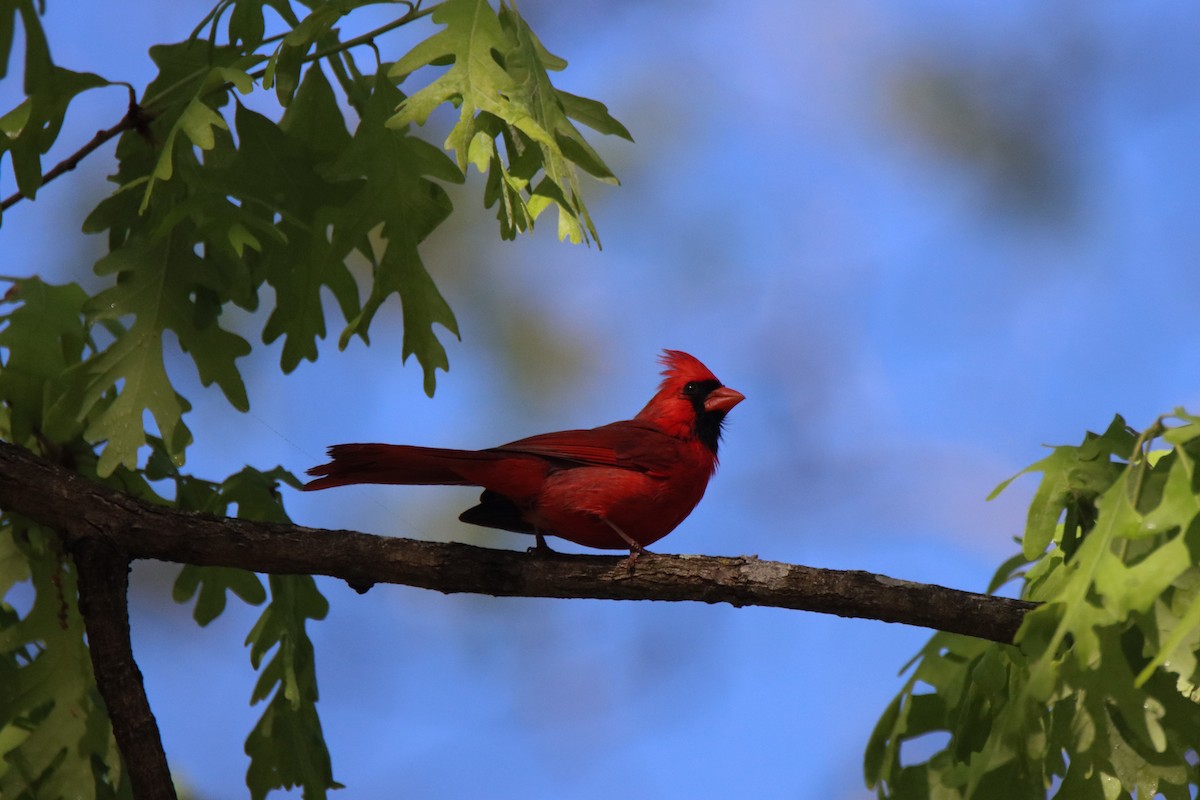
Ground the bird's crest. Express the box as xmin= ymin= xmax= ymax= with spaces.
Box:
xmin=657 ymin=349 xmax=718 ymax=386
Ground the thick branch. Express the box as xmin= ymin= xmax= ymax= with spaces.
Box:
xmin=0 ymin=441 xmax=1035 ymax=644
xmin=73 ymin=538 xmax=177 ymax=800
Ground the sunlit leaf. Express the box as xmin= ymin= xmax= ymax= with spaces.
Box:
xmin=388 ymin=0 xmax=629 ymax=246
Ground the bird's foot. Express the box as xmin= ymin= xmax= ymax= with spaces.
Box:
xmin=599 ymin=517 xmax=647 ymax=575
xmin=527 ymin=532 xmax=558 ymax=555
xmin=619 ymin=544 xmax=649 ymax=575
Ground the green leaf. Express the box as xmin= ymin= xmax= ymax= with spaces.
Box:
xmin=221 ymin=98 xmax=360 ymax=373
xmin=278 ymin=63 xmax=352 ymax=160
xmin=264 ymin=4 xmax=341 ymax=106
xmin=66 ymin=319 xmax=194 ymax=476
xmin=0 ymin=65 xmax=110 ymax=205
xmin=170 ymin=465 xmax=298 ymax=625
xmin=228 ymin=0 xmax=267 ymax=48
xmin=871 ymin=410 xmax=1200 ymax=799
xmin=389 ymin=0 xmax=628 ymax=246
xmin=388 ymin=0 xmax=514 ymax=130
xmin=558 ymin=89 xmax=634 ymax=141
xmin=140 ymin=40 xmax=245 ymax=112
xmin=243 ymin=574 xmax=336 ymax=800
xmin=0 ymin=524 xmax=30 ymax=598
xmin=219 ymin=465 xmax=304 ymax=522
xmin=990 ymin=415 xmax=1132 ymax=558
xmin=501 ymin=9 xmax=622 ymax=181
xmin=0 ymin=1 xmax=21 ymax=82
xmin=0 ymin=526 xmax=125 ymax=800
xmin=140 ymin=63 xmax=253 ymax=211
xmin=51 ymin=231 xmax=250 ymax=474
xmin=0 ymin=278 xmax=89 ymax=444
xmin=246 ymin=574 xmax=328 ymax=678
xmin=245 ymin=680 xmax=341 ymax=800
xmin=227 ymin=0 xmax=297 ymax=50
xmin=330 ymin=72 xmax=461 ymax=395
xmin=863 ymin=691 xmax=903 ymax=787
xmin=0 ymin=98 xmax=30 ymax=136
xmin=174 ymin=565 xmax=266 ymax=626
xmin=985 ymin=549 xmax=1032 ymax=595
xmin=0 ymin=2 xmax=110 ymax=210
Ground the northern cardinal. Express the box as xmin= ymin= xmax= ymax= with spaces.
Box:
xmin=304 ymin=350 xmax=744 ymax=555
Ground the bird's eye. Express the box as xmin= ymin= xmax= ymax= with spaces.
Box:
xmin=683 ymin=381 xmax=699 ymax=396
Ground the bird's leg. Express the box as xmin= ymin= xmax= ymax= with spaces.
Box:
xmin=600 ymin=517 xmax=645 ymax=572
xmin=529 ymin=529 xmax=558 ymax=555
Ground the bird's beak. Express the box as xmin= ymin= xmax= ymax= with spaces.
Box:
xmin=704 ymin=386 xmax=745 ymax=413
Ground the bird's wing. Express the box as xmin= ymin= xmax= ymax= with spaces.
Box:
xmin=490 ymin=421 xmax=680 ymax=475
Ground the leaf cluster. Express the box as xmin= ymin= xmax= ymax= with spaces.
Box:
xmin=867 ymin=414 xmax=1200 ymax=799
xmin=1 ymin=0 xmax=630 ymax=475
xmin=1 ymin=1 xmax=630 ymax=797
xmin=389 ymin=0 xmax=632 ymax=245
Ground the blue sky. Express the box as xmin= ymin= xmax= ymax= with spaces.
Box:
xmin=4 ymin=1 xmax=1200 ymax=797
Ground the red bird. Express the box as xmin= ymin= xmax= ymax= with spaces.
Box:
xmin=304 ymin=350 xmax=744 ymax=554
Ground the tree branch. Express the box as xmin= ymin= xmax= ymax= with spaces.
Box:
xmin=0 ymin=441 xmax=1036 ymax=644
xmin=73 ymin=538 xmax=177 ymax=800
xmin=0 ymin=92 xmax=150 ymax=214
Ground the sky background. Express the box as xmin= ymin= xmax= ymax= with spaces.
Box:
xmin=4 ymin=1 xmax=1200 ymax=798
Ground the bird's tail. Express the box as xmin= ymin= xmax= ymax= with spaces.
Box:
xmin=303 ymin=444 xmax=488 ymax=491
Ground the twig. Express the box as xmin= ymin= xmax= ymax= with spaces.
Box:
xmin=309 ymin=2 xmax=436 ymax=64
xmin=0 ymin=90 xmax=150 ymax=214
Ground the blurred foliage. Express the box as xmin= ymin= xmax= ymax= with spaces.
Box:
xmin=867 ymin=413 xmax=1200 ymax=799
xmin=0 ymin=0 xmax=628 ymax=797
xmin=890 ymin=57 xmax=1077 ymax=220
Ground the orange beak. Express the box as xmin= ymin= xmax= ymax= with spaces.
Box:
xmin=704 ymin=386 xmax=745 ymax=413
